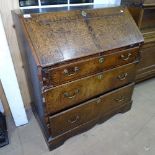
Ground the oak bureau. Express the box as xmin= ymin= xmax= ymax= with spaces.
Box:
xmin=12 ymin=6 xmax=144 ymax=150
xmin=122 ymin=0 xmax=155 ymax=82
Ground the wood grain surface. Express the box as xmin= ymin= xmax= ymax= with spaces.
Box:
xmin=49 ymin=83 xmax=134 ymax=137
xmin=43 ymin=62 xmax=137 ymax=115
xmin=22 ymin=7 xmax=143 ymax=67
xmin=43 ymin=47 xmax=139 ymax=87
xmin=144 ymin=0 xmax=155 ymax=5
xmin=124 ymin=1 xmax=155 ymax=82
xmin=13 ymin=6 xmax=143 ymax=150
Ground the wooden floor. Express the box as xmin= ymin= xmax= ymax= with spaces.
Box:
xmin=0 ymin=78 xmax=155 ymax=155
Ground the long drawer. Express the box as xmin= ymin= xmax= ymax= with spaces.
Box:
xmin=136 ymin=42 xmax=155 ymax=82
xmin=43 ymin=62 xmax=137 ymax=114
xmin=43 ymin=47 xmax=139 ymax=86
xmin=49 ymin=83 xmax=134 ymax=137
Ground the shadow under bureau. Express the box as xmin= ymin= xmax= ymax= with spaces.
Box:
xmin=12 ymin=6 xmax=144 ymax=150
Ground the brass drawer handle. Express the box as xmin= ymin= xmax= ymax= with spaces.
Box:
xmin=115 ymin=97 xmax=125 ymax=102
xmin=64 ymin=67 xmax=79 ymax=77
xmin=68 ymin=115 xmax=80 ymax=124
xmin=82 ymin=11 xmax=87 ymax=17
xmin=64 ymin=89 xmax=80 ymax=99
xmin=118 ymin=73 xmax=128 ymax=81
xmin=121 ymin=53 xmax=132 ymax=61
xmin=99 ymin=57 xmax=104 ymax=64
xmin=97 ymin=74 xmax=104 ymax=80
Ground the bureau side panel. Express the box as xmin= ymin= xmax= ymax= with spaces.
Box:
xmin=12 ymin=11 xmax=50 ymax=139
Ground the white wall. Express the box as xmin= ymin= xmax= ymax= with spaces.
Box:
xmin=0 ymin=14 xmax=28 ymax=126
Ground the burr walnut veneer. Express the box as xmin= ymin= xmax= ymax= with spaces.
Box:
xmin=12 ymin=6 xmax=143 ymax=150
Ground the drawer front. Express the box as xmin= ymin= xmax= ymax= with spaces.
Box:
xmin=49 ymin=98 xmax=98 ymax=137
xmin=43 ymin=62 xmax=137 ymax=114
xmin=43 ymin=47 xmax=139 ymax=86
xmin=98 ymin=83 xmax=134 ymax=119
xmin=49 ymin=83 xmax=134 ymax=137
xmin=136 ymin=43 xmax=155 ymax=81
xmin=137 ymin=44 xmax=155 ymax=72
